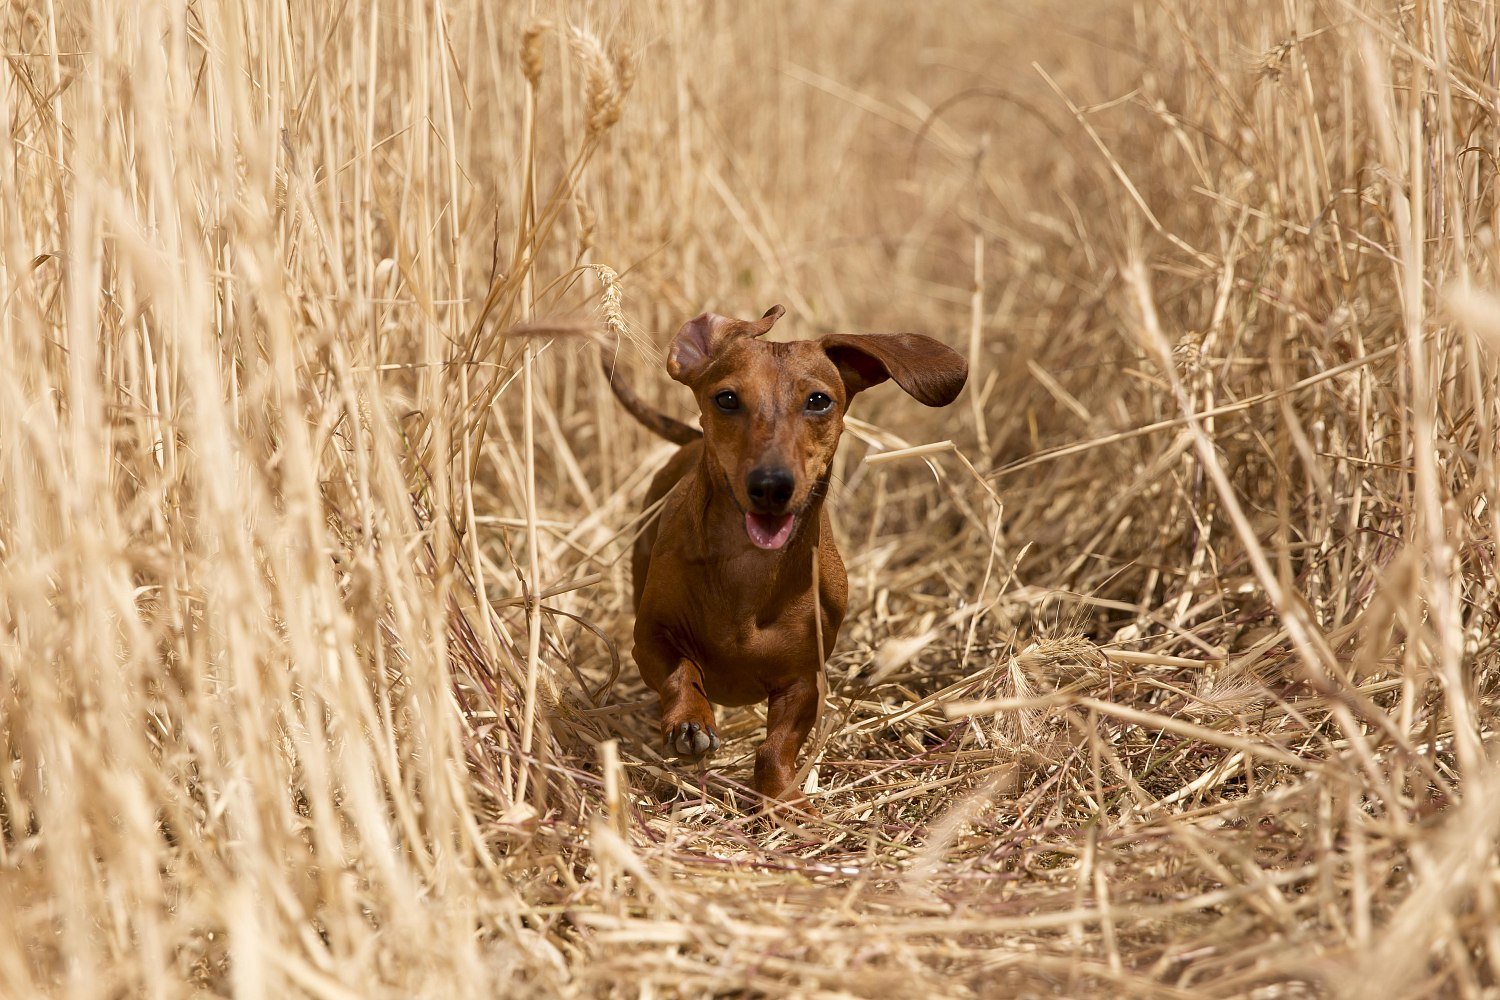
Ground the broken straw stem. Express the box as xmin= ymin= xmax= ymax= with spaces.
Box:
xmin=864 ymin=439 xmax=955 ymax=466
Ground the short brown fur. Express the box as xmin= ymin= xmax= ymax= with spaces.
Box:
xmin=605 ymin=305 xmax=968 ymax=811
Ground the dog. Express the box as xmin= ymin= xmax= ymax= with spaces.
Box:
xmin=603 ymin=305 xmax=967 ymax=811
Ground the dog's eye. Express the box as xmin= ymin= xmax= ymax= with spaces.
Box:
xmin=805 ymin=392 xmax=834 ymax=414
xmin=713 ymin=390 xmax=741 ymax=412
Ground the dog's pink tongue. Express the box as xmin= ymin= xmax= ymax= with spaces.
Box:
xmin=745 ymin=512 xmax=794 ymax=550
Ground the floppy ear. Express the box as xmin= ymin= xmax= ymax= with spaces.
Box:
xmin=821 ymin=332 xmax=968 ymax=406
xmin=667 ymin=304 xmax=787 ymax=385
xmin=752 ymin=303 xmax=786 ymax=333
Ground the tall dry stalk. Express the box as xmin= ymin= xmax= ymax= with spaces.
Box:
xmin=2 ymin=0 xmax=1499 ymax=996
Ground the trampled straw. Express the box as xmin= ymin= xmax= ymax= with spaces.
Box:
xmin=2 ymin=2 xmax=1498 ymax=997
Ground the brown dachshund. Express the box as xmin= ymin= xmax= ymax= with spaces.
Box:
xmin=603 ymin=305 xmax=968 ymax=811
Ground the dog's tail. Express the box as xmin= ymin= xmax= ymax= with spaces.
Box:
xmin=599 ymin=337 xmax=702 ymax=445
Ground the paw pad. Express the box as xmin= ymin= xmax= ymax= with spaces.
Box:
xmin=668 ymin=721 xmax=720 ymax=756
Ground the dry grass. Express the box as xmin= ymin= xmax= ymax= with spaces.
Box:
xmin=3 ymin=0 xmax=1500 ymax=996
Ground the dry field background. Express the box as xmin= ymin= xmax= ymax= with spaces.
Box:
xmin=3 ymin=0 xmax=1500 ymax=996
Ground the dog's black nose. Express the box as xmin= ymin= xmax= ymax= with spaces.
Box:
xmin=746 ymin=467 xmax=795 ymax=513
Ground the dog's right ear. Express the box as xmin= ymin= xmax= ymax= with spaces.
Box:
xmin=667 ymin=305 xmax=785 ymax=385
xmin=668 ymin=313 xmax=736 ymax=385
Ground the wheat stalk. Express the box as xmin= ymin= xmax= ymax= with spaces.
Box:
xmin=2 ymin=1 xmax=1497 ymax=996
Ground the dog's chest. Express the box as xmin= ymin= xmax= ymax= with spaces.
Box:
xmin=669 ymin=581 xmax=833 ymax=696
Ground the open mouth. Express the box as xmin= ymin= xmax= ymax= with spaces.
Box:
xmin=745 ymin=512 xmax=795 ymax=550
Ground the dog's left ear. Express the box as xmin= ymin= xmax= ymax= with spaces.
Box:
xmin=821 ymin=333 xmax=968 ymax=406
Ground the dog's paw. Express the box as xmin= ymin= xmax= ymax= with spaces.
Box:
xmin=667 ymin=721 xmax=720 ymax=757
xmin=767 ymin=791 xmax=820 ymax=823
xmin=755 ymin=796 xmax=822 ymax=833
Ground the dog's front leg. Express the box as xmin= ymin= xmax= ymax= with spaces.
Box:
xmin=659 ymin=657 xmax=721 ymax=756
xmin=636 ymin=635 xmax=721 ymax=757
xmin=754 ymin=675 xmax=823 ymax=808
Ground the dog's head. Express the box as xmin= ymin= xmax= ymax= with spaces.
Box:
xmin=667 ymin=305 xmax=968 ymax=551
